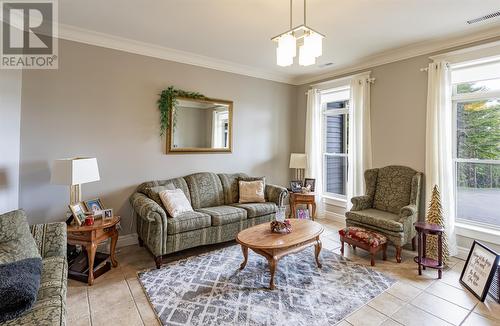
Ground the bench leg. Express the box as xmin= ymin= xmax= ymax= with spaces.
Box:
xmin=396 ymin=246 xmax=402 ymax=263
xmin=370 ymin=254 xmax=375 ymax=266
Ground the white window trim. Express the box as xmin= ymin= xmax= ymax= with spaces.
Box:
xmin=451 ymin=60 xmax=500 ymax=233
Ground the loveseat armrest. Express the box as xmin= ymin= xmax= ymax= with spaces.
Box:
xmin=130 ymin=192 xmax=168 ymax=224
xmin=351 ymin=195 xmax=372 ymax=211
xmin=265 ymin=184 xmax=288 ymax=205
xmin=30 ymin=222 xmax=67 ymax=259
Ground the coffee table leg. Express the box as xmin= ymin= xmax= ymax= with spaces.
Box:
xmin=268 ymin=256 xmax=277 ymax=290
xmin=315 ymin=238 xmax=322 ymax=268
xmin=239 ymin=245 xmax=248 ymax=270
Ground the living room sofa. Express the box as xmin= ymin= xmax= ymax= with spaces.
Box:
xmin=130 ymin=172 xmax=287 ymax=268
xmin=0 ymin=210 xmax=67 ymax=326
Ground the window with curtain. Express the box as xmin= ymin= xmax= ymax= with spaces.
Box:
xmin=451 ymin=59 xmax=500 ymax=229
xmin=321 ymin=86 xmax=350 ymax=199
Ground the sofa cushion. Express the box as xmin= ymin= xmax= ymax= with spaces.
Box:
xmin=232 ymin=202 xmax=277 ymax=218
xmin=37 ymin=256 xmax=67 ymax=301
xmin=238 ymin=180 xmax=266 ymax=203
xmin=166 ymin=211 xmax=211 ymax=235
xmin=373 ymin=166 xmax=416 ymax=214
xmin=159 ymin=188 xmax=193 ymax=218
xmin=218 ymin=173 xmax=248 ymax=204
xmin=184 ymin=172 xmax=225 ymax=209
xmin=0 ymin=210 xmax=41 ymax=264
xmin=345 ymin=208 xmax=403 ymax=232
xmin=142 ymin=184 xmax=175 ymax=207
xmin=197 ymin=206 xmax=247 ymax=226
xmin=139 ymin=177 xmax=191 ymax=206
xmin=2 ymin=295 xmax=66 ymax=326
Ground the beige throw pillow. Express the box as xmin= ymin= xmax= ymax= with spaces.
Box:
xmin=159 ymin=189 xmax=193 ymax=218
xmin=239 ymin=180 xmax=265 ymax=203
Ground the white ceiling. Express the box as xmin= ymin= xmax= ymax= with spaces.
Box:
xmin=58 ymin=0 xmax=500 ymax=84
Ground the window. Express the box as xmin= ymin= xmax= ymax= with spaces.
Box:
xmin=321 ymin=86 xmax=350 ymax=199
xmin=451 ymin=59 xmax=500 ymax=229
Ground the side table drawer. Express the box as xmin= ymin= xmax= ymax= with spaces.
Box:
xmin=68 ymin=231 xmax=91 ymax=242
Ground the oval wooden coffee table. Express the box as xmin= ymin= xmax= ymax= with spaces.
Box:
xmin=236 ymin=219 xmax=324 ymax=289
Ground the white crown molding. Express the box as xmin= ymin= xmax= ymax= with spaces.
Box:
xmin=293 ymin=25 xmax=500 ymax=85
xmin=58 ymin=24 xmax=295 ymax=84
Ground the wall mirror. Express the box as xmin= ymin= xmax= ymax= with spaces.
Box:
xmin=167 ymin=97 xmax=233 ymax=153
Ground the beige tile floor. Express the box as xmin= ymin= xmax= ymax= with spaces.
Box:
xmin=67 ymin=217 xmax=500 ymax=326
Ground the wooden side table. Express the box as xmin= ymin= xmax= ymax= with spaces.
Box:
xmin=413 ymin=221 xmax=445 ymax=279
xmin=67 ymin=216 xmax=120 ymax=285
xmin=289 ymin=192 xmax=316 ymax=220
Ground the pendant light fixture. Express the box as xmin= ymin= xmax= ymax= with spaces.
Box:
xmin=272 ymin=0 xmax=325 ymax=67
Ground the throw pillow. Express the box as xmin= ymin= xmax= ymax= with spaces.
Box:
xmin=142 ymin=184 xmax=176 ymax=207
xmin=0 ymin=257 xmax=42 ymax=323
xmin=159 ymin=188 xmax=194 ymax=218
xmin=0 ymin=210 xmax=41 ymax=265
xmin=239 ymin=180 xmax=266 ymax=203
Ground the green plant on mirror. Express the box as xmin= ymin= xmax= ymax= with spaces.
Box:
xmin=157 ymin=86 xmax=206 ymax=136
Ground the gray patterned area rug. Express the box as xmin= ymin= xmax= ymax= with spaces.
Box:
xmin=138 ymin=245 xmax=395 ymax=326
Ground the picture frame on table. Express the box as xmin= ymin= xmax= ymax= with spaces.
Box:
xmin=102 ymin=208 xmax=113 ymax=220
xmin=296 ymin=208 xmax=310 ymax=220
xmin=84 ymin=198 xmax=104 ymax=215
xmin=459 ymin=240 xmax=500 ymax=301
xmin=304 ymin=178 xmax=316 ymax=192
xmin=69 ymin=202 xmax=87 ymax=226
xmin=290 ymin=180 xmax=303 ymax=193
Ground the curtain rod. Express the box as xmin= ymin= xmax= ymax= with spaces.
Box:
xmin=305 ymin=77 xmax=375 ymax=95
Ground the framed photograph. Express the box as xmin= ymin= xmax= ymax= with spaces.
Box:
xmin=304 ymin=178 xmax=316 ymax=192
xmin=84 ymin=198 xmax=104 ymax=214
xmin=102 ymin=208 xmax=113 ymax=220
xmin=296 ymin=208 xmax=310 ymax=219
xmin=290 ymin=180 xmax=303 ymax=193
xmin=460 ymin=240 xmax=500 ymax=301
xmin=69 ymin=202 xmax=87 ymax=226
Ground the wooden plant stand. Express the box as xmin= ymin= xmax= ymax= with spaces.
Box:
xmin=413 ymin=221 xmax=444 ymax=279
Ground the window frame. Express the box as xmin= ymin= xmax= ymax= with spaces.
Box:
xmin=320 ymin=86 xmax=350 ymax=200
xmin=451 ymin=74 xmax=500 ymax=230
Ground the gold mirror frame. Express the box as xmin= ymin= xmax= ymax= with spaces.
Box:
xmin=166 ymin=97 xmax=233 ymax=154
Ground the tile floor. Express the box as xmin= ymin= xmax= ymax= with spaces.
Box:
xmin=67 ymin=217 xmax=500 ymax=326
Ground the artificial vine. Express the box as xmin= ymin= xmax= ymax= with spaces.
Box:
xmin=157 ymin=86 xmax=206 ymax=136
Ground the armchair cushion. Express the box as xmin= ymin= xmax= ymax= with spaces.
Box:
xmin=346 ymin=209 xmax=403 ymax=232
xmin=197 ymin=206 xmax=247 ymax=226
xmin=0 ymin=210 xmax=41 ymax=264
xmin=166 ymin=211 xmax=211 ymax=235
xmin=231 ymin=202 xmax=277 ymax=218
xmin=373 ymin=166 xmax=417 ymax=214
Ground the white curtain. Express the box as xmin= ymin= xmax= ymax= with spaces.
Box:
xmin=425 ymin=61 xmax=457 ymax=256
xmin=347 ymin=75 xmax=373 ymax=209
xmin=305 ymin=89 xmax=323 ymax=214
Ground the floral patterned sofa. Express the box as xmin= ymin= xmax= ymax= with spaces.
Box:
xmin=0 ymin=210 xmax=67 ymax=326
xmin=345 ymin=165 xmax=422 ymax=263
xmin=130 ymin=172 xmax=287 ymax=268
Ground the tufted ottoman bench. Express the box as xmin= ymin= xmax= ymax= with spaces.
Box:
xmin=339 ymin=227 xmax=387 ymax=266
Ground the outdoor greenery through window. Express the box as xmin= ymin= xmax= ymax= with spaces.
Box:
xmin=321 ymin=86 xmax=350 ymax=199
xmin=452 ymin=59 xmax=500 ymax=229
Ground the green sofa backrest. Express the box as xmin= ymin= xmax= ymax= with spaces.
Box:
xmin=184 ymin=172 xmax=225 ymax=209
xmin=218 ymin=173 xmax=248 ymax=205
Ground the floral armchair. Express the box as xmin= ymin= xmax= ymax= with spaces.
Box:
xmin=345 ymin=165 xmax=422 ymax=262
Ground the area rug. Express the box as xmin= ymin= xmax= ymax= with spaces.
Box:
xmin=138 ymin=245 xmax=395 ymax=325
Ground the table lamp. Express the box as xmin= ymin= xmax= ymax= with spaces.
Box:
xmin=289 ymin=153 xmax=307 ymax=181
xmin=51 ymin=157 xmax=100 ymax=205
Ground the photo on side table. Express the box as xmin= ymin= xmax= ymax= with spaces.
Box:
xmin=84 ymin=198 xmax=104 ymax=214
xmin=304 ymin=178 xmax=316 ymax=192
xmin=290 ymin=180 xmax=303 ymax=193
xmin=69 ymin=202 xmax=87 ymax=226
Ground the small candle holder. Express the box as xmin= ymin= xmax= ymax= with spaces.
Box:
xmin=84 ymin=215 xmax=95 ymax=226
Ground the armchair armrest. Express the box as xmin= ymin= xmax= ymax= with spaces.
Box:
xmin=130 ymin=192 xmax=168 ymax=224
xmin=265 ymin=184 xmax=288 ymax=205
xmin=350 ymin=195 xmax=372 ymax=211
xmin=399 ymin=204 xmax=418 ymax=222
xmin=30 ymin=222 xmax=67 ymax=259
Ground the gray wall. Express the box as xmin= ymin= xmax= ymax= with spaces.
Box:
xmin=19 ymin=39 xmax=296 ymax=234
xmin=0 ymin=70 xmax=22 ymax=214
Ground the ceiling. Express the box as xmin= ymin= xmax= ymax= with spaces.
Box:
xmin=58 ymin=0 xmax=500 ymax=84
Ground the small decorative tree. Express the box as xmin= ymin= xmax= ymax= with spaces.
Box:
xmin=426 ymin=185 xmax=449 ymax=264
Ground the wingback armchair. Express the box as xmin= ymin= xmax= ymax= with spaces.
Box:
xmin=345 ymin=165 xmax=422 ymax=263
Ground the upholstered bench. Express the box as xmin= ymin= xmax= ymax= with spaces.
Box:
xmin=339 ymin=227 xmax=387 ymax=266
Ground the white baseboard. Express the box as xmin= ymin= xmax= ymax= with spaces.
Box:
xmin=456 ymin=246 xmax=470 ymax=260
xmin=323 ymin=211 xmax=346 ymax=224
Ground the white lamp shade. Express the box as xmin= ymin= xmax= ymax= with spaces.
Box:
xmin=51 ymin=157 xmax=100 ymax=185
xmin=299 ymin=44 xmax=315 ymax=66
xmin=276 ymin=46 xmax=293 ymax=67
xmin=304 ymin=32 xmax=323 ymax=58
xmin=289 ymin=153 xmax=307 ymax=169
